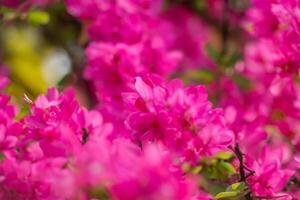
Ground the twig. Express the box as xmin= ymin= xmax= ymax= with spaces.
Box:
xmin=233 ymin=143 xmax=254 ymax=200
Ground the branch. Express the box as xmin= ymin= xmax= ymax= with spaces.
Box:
xmin=233 ymin=143 xmax=254 ymax=200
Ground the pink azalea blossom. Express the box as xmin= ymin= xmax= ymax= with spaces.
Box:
xmin=123 ymin=75 xmax=234 ymax=163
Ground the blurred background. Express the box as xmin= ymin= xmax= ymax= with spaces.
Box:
xmin=0 ymin=0 xmax=89 ymax=109
xmin=0 ymin=0 xmax=250 ymax=109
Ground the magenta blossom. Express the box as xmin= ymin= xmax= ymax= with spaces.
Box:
xmin=123 ymin=74 xmax=234 ymax=163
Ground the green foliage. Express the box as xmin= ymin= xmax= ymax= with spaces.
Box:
xmin=0 ymin=7 xmax=18 ymax=21
xmin=200 ymin=156 xmax=237 ymax=180
xmin=206 ymin=44 xmax=221 ymax=62
xmin=215 ymin=182 xmax=247 ymax=199
xmin=184 ymin=69 xmax=215 ymax=84
xmin=27 ymin=10 xmax=50 ymax=25
xmin=218 ymin=161 xmax=236 ymax=175
xmin=215 ymin=191 xmax=239 ymax=199
xmin=15 ymin=102 xmax=31 ymax=120
xmin=0 ymin=153 xmax=5 ymax=161
xmin=1 ymin=26 xmax=49 ymax=96
xmin=205 ymin=44 xmax=242 ymax=68
xmin=231 ymin=73 xmax=251 ymax=91
xmin=226 ymin=182 xmax=246 ymax=192
xmin=214 ymin=151 xmax=234 ymax=160
xmin=88 ymin=187 xmax=110 ymax=199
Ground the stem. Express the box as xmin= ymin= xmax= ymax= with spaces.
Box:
xmin=81 ymin=128 xmax=89 ymax=145
xmin=233 ymin=143 xmax=253 ymax=200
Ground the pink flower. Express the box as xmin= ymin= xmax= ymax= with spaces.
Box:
xmin=246 ymin=145 xmax=294 ymax=197
xmin=158 ymin=6 xmax=213 ymax=68
xmin=123 ymin=74 xmax=234 ymax=162
xmin=74 ymin=138 xmax=199 ymax=200
xmin=22 ymin=88 xmax=112 ymax=157
xmin=0 ymin=78 xmax=22 ymax=151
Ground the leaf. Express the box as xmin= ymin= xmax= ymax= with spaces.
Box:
xmin=220 ymin=53 xmax=242 ymax=67
xmin=89 ymin=187 xmax=110 ymax=199
xmin=0 ymin=153 xmax=5 ymax=161
xmin=218 ymin=161 xmax=236 ymax=175
xmin=191 ymin=166 xmax=202 ymax=174
xmin=2 ymin=27 xmax=48 ymax=96
xmin=232 ymin=73 xmax=251 ymax=90
xmin=27 ymin=10 xmax=50 ymax=25
xmin=15 ymin=103 xmax=31 ymax=120
xmin=215 ymin=191 xmax=239 ymax=199
xmin=215 ymin=151 xmax=234 ymax=160
xmin=226 ymin=182 xmax=246 ymax=192
xmin=205 ymin=44 xmax=220 ymax=62
xmin=295 ymin=75 xmax=300 ymax=85
xmin=0 ymin=7 xmax=17 ymax=21
xmin=185 ymin=69 xmax=214 ymax=84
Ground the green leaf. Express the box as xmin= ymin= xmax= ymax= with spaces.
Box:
xmin=0 ymin=7 xmax=13 ymax=14
xmin=220 ymin=53 xmax=242 ymax=67
xmin=184 ymin=69 xmax=214 ymax=84
xmin=27 ymin=10 xmax=50 ymax=25
xmin=205 ymin=44 xmax=220 ymax=62
xmin=0 ymin=153 xmax=5 ymax=161
xmin=215 ymin=191 xmax=239 ymax=199
xmin=191 ymin=166 xmax=202 ymax=174
xmin=218 ymin=161 xmax=236 ymax=175
xmin=89 ymin=187 xmax=110 ymax=199
xmin=232 ymin=73 xmax=251 ymax=90
xmin=295 ymin=75 xmax=300 ymax=85
xmin=215 ymin=151 xmax=234 ymax=160
xmin=15 ymin=103 xmax=31 ymax=120
xmin=0 ymin=7 xmax=17 ymax=21
xmin=226 ymin=182 xmax=246 ymax=192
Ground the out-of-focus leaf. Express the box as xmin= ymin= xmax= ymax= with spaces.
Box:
xmin=0 ymin=153 xmax=5 ymax=161
xmin=215 ymin=151 xmax=234 ymax=160
xmin=1 ymin=27 xmax=48 ymax=96
xmin=185 ymin=69 xmax=215 ymax=84
xmin=195 ymin=0 xmax=206 ymax=10
xmin=16 ymin=103 xmax=31 ymax=120
xmin=232 ymin=73 xmax=251 ymax=90
xmin=226 ymin=182 xmax=246 ymax=192
xmin=220 ymin=53 xmax=242 ymax=67
xmin=214 ymin=182 xmax=246 ymax=200
xmin=206 ymin=44 xmax=220 ymax=62
xmin=215 ymin=191 xmax=239 ymax=199
xmin=218 ymin=161 xmax=236 ymax=175
xmin=0 ymin=7 xmax=17 ymax=21
xmin=89 ymin=187 xmax=110 ymax=199
xmin=229 ymin=0 xmax=250 ymax=11
xmin=295 ymin=74 xmax=300 ymax=85
xmin=191 ymin=166 xmax=202 ymax=174
xmin=27 ymin=10 xmax=50 ymax=25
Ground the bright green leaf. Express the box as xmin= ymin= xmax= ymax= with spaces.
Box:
xmin=215 ymin=151 xmax=234 ymax=160
xmin=27 ymin=10 xmax=50 ymax=25
xmin=215 ymin=191 xmax=239 ymax=199
xmin=191 ymin=166 xmax=202 ymax=174
xmin=226 ymin=182 xmax=246 ymax=192
xmin=219 ymin=161 xmax=236 ymax=174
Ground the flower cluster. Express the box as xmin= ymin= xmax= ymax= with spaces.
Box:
xmin=123 ymin=75 xmax=233 ymax=163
